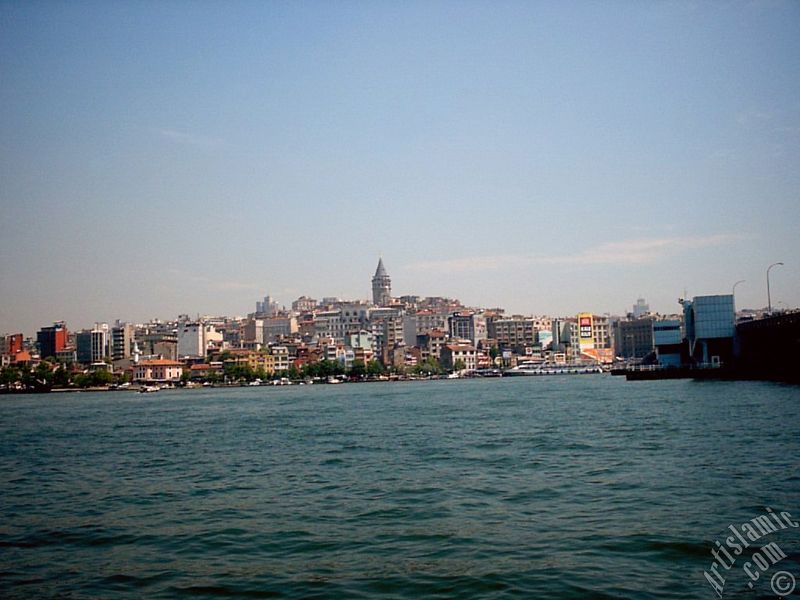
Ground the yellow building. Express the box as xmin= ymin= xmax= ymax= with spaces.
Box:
xmin=577 ymin=313 xmax=594 ymax=351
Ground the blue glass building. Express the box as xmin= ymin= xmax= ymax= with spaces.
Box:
xmin=682 ymin=295 xmax=735 ymax=366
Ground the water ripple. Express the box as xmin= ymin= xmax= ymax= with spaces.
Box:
xmin=1 ymin=378 xmax=799 ymax=598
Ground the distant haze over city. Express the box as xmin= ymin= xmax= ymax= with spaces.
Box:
xmin=1 ymin=2 xmax=798 ymax=336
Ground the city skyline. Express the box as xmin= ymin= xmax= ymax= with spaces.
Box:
xmin=3 ymin=254 xmax=790 ymax=338
xmin=2 ymin=2 xmax=799 ymax=335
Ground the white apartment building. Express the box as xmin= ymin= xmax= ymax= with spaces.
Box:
xmin=178 ymin=322 xmax=223 ymax=358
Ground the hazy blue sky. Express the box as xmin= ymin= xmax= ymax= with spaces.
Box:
xmin=1 ymin=1 xmax=799 ymax=335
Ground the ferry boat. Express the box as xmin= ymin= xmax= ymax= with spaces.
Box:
xmin=504 ymin=363 xmax=603 ymax=376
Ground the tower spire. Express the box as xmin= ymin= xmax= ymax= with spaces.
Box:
xmin=371 ymin=257 xmax=392 ymax=306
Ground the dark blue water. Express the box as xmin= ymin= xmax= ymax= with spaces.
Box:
xmin=1 ymin=377 xmax=799 ymax=598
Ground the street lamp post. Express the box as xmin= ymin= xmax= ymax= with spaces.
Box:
xmin=767 ymin=262 xmax=784 ymax=314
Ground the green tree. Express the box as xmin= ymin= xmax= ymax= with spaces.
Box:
xmin=224 ymin=363 xmax=255 ymax=382
xmin=35 ymin=362 xmax=53 ymax=384
xmin=73 ymin=373 xmax=91 ymax=388
xmin=52 ymin=367 xmax=71 ymax=388
xmin=366 ymin=360 xmax=385 ymax=376
xmin=453 ymin=359 xmax=466 ymax=372
xmin=1 ymin=366 xmax=21 ymax=387
xmin=413 ymin=358 xmax=443 ymax=376
xmin=91 ymin=369 xmax=113 ymax=386
xmin=350 ymin=360 xmax=367 ymax=379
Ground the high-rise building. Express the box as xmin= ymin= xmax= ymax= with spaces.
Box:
xmin=256 ymin=295 xmax=279 ymax=316
xmin=0 ymin=333 xmax=24 ymax=357
xmin=371 ymin=258 xmax=392 ymax=306
xmin=37 ymin=321 xmax=68 ymax=359
xmin=632 ymin=297 xmax=650 ymax=319
xmin=177 ymin=322 xmax=222 ymax=358
xmin=111 ymin=322 xmax=134 ymax=361
xmin=76 ymin=325 xmax=109 ymax=364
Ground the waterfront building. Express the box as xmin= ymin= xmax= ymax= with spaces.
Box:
xmin=132 ymin=359 xmax=183 ymax=383
xmin=654 ymin=319 xmax=682 ymax=366
xmin=188 ymin=363 xmax=221 ymax=380
xmin=614 ymin=317 xmax=655 ymax=359
xmin=440 ymin=343 xmax=477 ymax=372
xmin=269 ymin=346 xmax=290 ymax=372
xmin=682 ymin=294 xmax=735 ymax=365
xmin=37 ymin=321 xmax=68 ymax=359
xmin=371 ymin=258 xmax=392 ymax=306
xmin=493 ymin=316 xmax=537 ymax=352
xmin=243 ymin=346 xmax=291 ymax=375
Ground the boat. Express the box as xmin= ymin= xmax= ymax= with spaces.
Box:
xmin=138 ymin=385 xmax=160 ymax=393
xmin=504 ymin=363 xmax=603 ymax=376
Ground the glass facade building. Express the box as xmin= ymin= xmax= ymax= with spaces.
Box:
xmin=683 ymin=295 xmax=735 ymax=365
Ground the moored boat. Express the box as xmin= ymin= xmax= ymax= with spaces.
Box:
xmin=504 ymin=363 xmax=603 ymax=376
